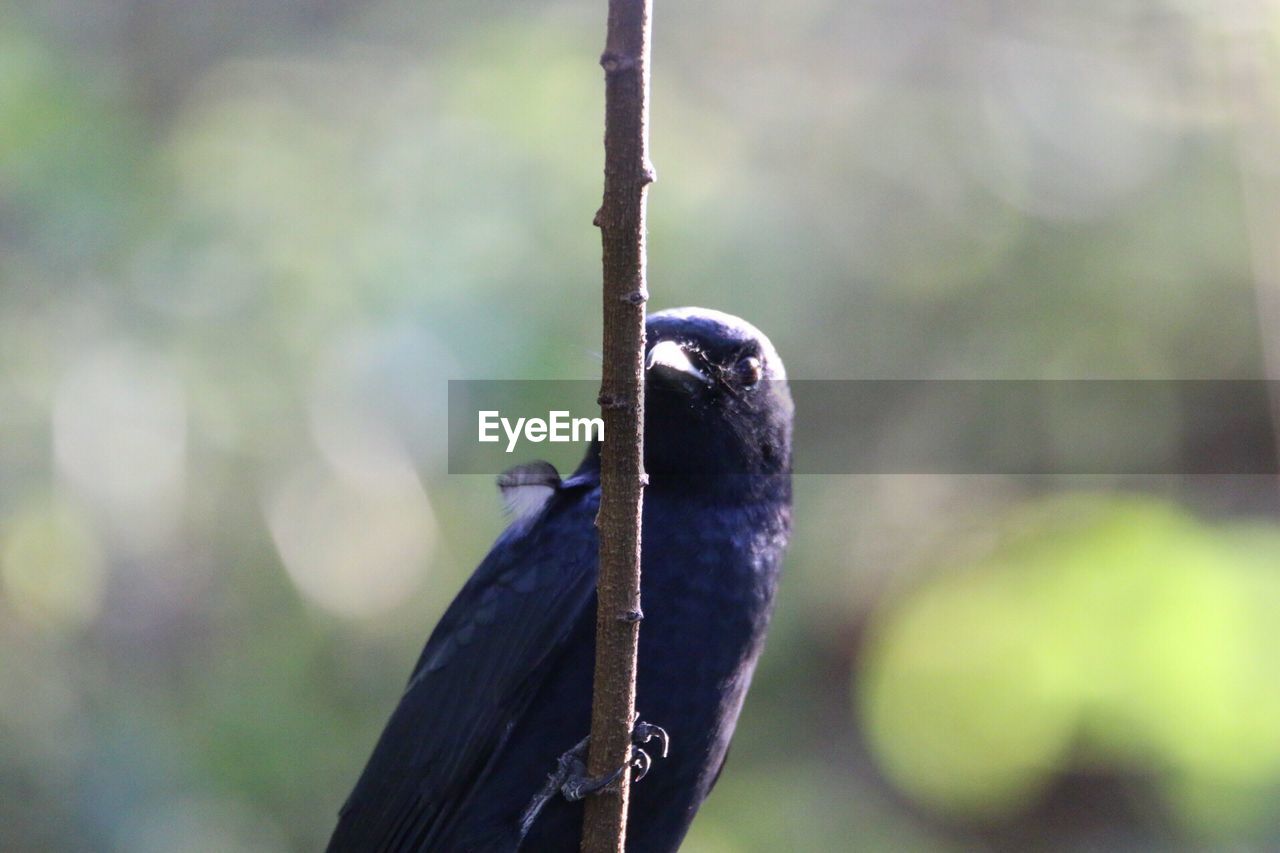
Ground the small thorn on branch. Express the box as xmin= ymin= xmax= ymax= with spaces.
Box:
xmin=599 ymin=51 xmax=638 ymax=75
xmin=593 ymin=208 xmax=604 ymax=228
xmin=639 ymin=163 xmax=657 ymax=186
xmin=619 ymin=289 xmax=648 ymax=305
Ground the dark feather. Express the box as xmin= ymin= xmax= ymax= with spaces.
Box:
xmin=327 ymin=467 xmax=599 ymax=851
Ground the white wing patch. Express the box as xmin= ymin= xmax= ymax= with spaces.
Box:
xmin=497 ymin=461 xmax=562 ymax=520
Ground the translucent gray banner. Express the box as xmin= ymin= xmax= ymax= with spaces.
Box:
xmin=447 ymin=380 xmax=1280 ymax=475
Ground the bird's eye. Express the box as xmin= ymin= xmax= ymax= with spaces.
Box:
xmin=733 ymin=356 xmax=762 ymax=387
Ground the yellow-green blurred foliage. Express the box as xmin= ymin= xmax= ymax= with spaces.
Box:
xmin=2 ymin=0 xmax=1280 ymax=850
xmin=863 ymin=497 xmax=1280 ymax=835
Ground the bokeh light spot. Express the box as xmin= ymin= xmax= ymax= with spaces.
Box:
xmin=52 ymin=343 xmax=187 ymax=548
xmin=265 ymin=464 xmax=435 ymax=619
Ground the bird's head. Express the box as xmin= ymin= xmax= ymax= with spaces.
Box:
xmin=642 ymin=307 xmax=793 ymax=485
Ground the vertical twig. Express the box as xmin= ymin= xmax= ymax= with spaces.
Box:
xmin=583 ymin=0 xmax=654 ymax=849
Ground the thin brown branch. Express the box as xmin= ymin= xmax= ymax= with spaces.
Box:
xmin=581 ymin=0 xmax=654 ymax=849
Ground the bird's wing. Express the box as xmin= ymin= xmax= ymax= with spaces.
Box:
xmin=328 ymin=465 xmax=599 ymax=852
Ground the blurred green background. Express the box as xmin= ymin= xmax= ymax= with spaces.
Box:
xmin=4 ymin=0 xmax=1280 ymax=850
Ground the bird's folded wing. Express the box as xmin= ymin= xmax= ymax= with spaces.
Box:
xmin=328 ymin=475 xmax=599 ymax=852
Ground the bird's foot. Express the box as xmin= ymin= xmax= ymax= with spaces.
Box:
xmin=558 ymin=717 xmax=668 ymax=799
xmin=518 ymin=718 xmax=670 ymax=835
xmin=556 ymin=740 xmax=624 ymax=802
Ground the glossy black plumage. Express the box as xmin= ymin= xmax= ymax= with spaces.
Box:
xmin=328 ymin=308 xmax=793 ymax=852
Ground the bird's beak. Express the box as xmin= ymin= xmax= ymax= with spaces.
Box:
xmin=646 ymin=339 xmax=710 ymax=387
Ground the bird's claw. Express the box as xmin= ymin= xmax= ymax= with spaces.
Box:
xmin=626 ymin=718 xmax=669 ymax=783
xmin=520 ymin=718 xmax=670 ymax=833
xmin=558 ymin=720 xmax=666 ymax=799
xmin=632 ymin=719 xmax=669 ymax=760
xmin=630 ymin=744 xmax=653 ymax=783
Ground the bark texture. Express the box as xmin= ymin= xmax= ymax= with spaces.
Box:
xmin=581 ymin=0 xmax=654 ymax=849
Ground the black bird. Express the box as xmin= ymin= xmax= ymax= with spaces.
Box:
xmin=328 ymin=307 xmax=793 ymax=852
